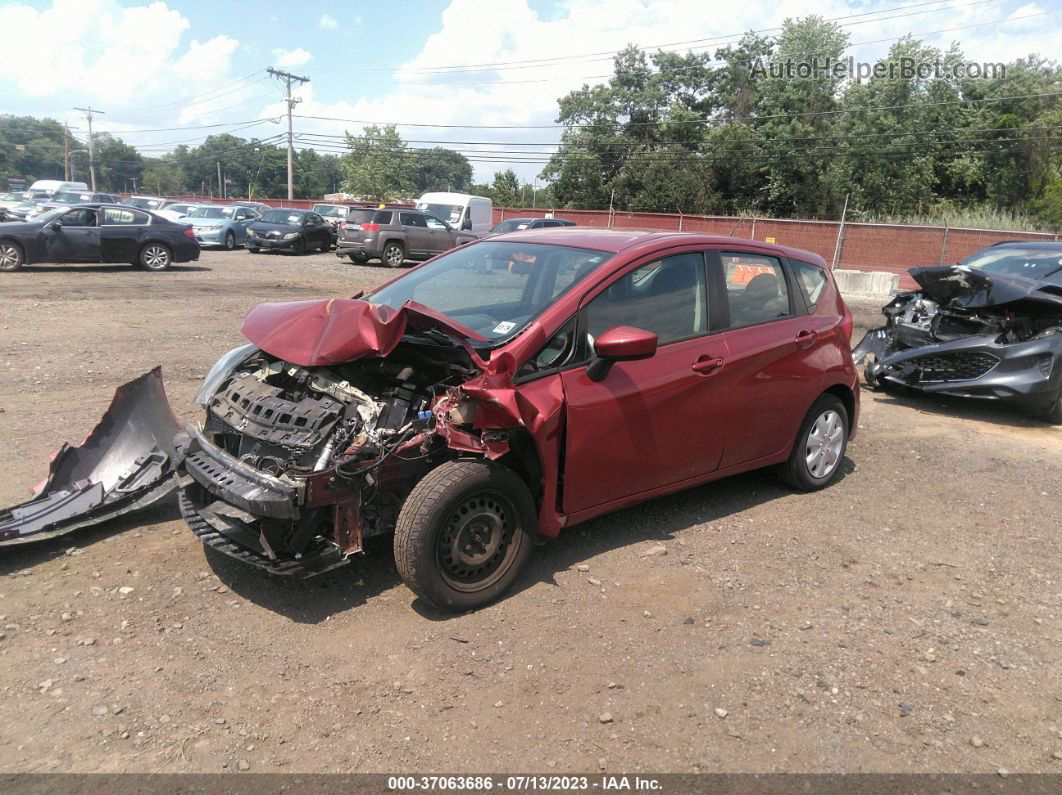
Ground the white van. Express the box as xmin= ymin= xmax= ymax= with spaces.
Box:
xmin=27 ymin=180 xmax=89 ymax=196
xmin=416 ymin=192 xmax=493 ymax=236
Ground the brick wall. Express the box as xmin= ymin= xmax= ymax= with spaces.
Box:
xmin=491 ymin=207 xmax=1058 ymax=290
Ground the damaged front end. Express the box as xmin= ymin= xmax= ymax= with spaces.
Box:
xmin=852 ymin=264 xmax=1062 ymax=417
xmin=174 ymin=298 xmax=529 ymax=577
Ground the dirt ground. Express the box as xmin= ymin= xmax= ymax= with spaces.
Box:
xmin=0 ymin=249 xmax=1060 ymax=775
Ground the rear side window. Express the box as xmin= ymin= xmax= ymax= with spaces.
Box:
xmin=401 ymin=212 xmax=427 ymax=227
xmin=721 ymin=253 xmax=791 ymax=328
xmin=374 ymin=210 xmax=393 ymax=224
xmin=792 ymin=259 xmax=828 ymax=307
xmin=587 ymin=253 xmax=708 ymax=346
xmin=102 ymin=208 xmax=149 ymax=225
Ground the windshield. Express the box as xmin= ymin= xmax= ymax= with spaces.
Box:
xmin=124 ymin=197 xmax=163 ymax=210
xmin=54 ymin=192 xmax=92 ymax=204
xmin=491 ymin=219 xmax=532 ymax=233
xmin=259 ymin=210 xmax=304 ymax=226
xmin=368 ymin=241 xmax=611 ymax=344
xmin=417 ymin=202 xmax=463 ymax=225
xmin=166 ymin=204 xmax=196 ymax=214
xmin=313 ymin=204 xmax=347 ymax=218
xmin=190 ymin=206 xmax=234 ymax=219
xmin=961 ymin=247 xmax=1062 ymax=284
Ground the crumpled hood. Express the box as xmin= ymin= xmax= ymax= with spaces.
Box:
xmin=240 ymin=298 xmax=489 ymax=367
xmin=910 ymin=265 xmax=1062 ymax=316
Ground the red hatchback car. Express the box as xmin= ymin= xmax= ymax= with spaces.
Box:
xmin=175 ymin=230 xmax=858 ymax=610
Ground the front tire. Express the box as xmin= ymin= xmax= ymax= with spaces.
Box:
xmin=381 ymin=241 xmax=405 ymax=268
xmin=139 ymin=242 xmax=172 ymax=271
xmin=246 ymin=246 xmax=259 ymax=254
xmin=394 ymin=460 xmax=536 ymax=611
xmin=292 ymin=237 xmax=306 ymax=255
xmin=1032 ymin=386 xmax=1062 ymax=424
xmin=0 ymin=241 xmax=24 ymax=271
xmin=223 ymin=231 xmax=236 ymax=250
xmin=778 ymin=394 xmax=849 ymax=491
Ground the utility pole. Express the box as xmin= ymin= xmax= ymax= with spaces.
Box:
xmin=63 ymin=124 xmax=70 ymax=181
xmin=217 ymin=161 xmax=224 ymax=200
xmin=267 ymin=66 xmax=309 ymax=201
xmin=73 ymin=106 xmax=104 ymax=191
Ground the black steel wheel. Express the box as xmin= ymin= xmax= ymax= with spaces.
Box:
xmin=394 ymin=460 xmax=535 ymax=611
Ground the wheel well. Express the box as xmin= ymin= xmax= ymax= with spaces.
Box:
xmin=382 ymin=238 xmax=405 ymax=252
xmin=493 ymin=429 xmax=544 ymax=506
xmin=823 ymin=383 xmax=855 ymax=435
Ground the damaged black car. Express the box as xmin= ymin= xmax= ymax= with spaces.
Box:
xmin=852 ymin=242 xmax=1062 ymax=422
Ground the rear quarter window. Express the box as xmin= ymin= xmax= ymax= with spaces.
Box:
xmin=791 ymin=259 xmax=828 ymax=307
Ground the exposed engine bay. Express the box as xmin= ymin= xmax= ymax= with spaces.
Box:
xmin=176 ymin=336 xmax=486 ymax=574
xmin=852 ymin=264 xmax=1062 ymax=418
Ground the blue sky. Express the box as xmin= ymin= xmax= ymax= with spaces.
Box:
xmin=2 ymin=0 xmax=1059 ymax=182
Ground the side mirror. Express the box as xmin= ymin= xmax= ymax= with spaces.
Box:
xmin=587 ymin=325 xmax=658 ymax=382
xmin=49 ymin=220 xmax=62 ymax=231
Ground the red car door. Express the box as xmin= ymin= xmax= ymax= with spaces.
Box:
xmin=710 ymin=250 xmax=826 ymax=468
xmin=560 ymin=250 xmax=730 ymax=515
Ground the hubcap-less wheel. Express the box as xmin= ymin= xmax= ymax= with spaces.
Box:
xmin=805 ymin=409 xmax=844 ymax=479
xmin=437 ymin=492 xmax=520 ymax=593
xmin=0 ymin=242 xmax=22 ymax=271
xmin=383 ymin=244 xmax=403 ymax=267
xmin=142 ymin=244 xmax=171 ymax=270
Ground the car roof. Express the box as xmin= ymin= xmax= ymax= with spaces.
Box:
xmin=485 ymin=228 xmax=829 ymax=265
xmin=988 ymin=240 xmax=1062 ymax=250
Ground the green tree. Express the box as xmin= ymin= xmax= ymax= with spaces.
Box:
xmin=341 ymin=124 xmax=415 ymax=201
xmin=414 ymin=147 xmax=473 ymax=193
xmin=489 ymin=168 xmax=521 ymax=206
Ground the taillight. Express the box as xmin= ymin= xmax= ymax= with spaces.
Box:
xmin=338 ymin=220 xmax=346 ymax=230
xmin=840 ymin=305 xmax=854 ymax=342
xmin=362 ymin=223 xmax=380 ymax=232
xmin=182 ymin=227 xmax=196 ymax=239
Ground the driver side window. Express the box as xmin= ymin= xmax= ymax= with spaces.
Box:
xmin=425 ymin=216 xmax=448 ymax=230
xmin=61 ymin=208 xmax=97 ymax=227
xmin=586 ymin=253 xmax=708 ymax=346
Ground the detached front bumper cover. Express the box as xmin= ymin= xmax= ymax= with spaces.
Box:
xmin=0 ymin=367 xmax=180 ymax=546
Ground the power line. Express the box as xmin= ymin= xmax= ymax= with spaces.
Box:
xmin=130 ymin=70 xmax=268 ymax=113
xmin=292 ymin=90 xmax=1062 ymax=131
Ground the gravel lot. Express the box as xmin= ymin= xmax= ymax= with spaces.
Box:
xmin=0 ymin=249 xmax=1060 ymax=774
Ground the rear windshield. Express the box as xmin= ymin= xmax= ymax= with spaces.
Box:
xmin=190 ymin=206 xmax=235 ymax=219
xmin=491 ymin=219 xmax=533 ymax=233
xmin=962 ymin=247 xmax=1062 ymax=283
xmin=348 ymin=209 xmax=391 ymax=225
xmin=313 ymin=204 xmax=348 ymax=218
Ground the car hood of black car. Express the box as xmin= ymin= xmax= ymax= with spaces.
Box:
xmin=910 ymin=264 xmax=1062 ymax=316
xmin=250 ymin=221 xmax=304 ymax=234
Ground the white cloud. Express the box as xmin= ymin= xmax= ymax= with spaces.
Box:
xmin=0 ymin=0 xmax=241 ymax=128
xmin=281 ymin=0 xmax=1062 ymax=182
xmin=272 ymin=47 xmax=312 ymax=68
xmin=318 ymin=13 xmax=337 ymax=30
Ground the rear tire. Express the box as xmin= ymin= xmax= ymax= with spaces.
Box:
xmin=778 ymin=394 xmax=849 ymax=491
xmin=0 ymin=241 xmax=24 ymax=271
xmin=381 ymin=241 xmax=405 ymax=268
xmin=394 ymin=460 xmax=536 ymax=611
xmin=139 ymin=242 xmax=172 ymax=271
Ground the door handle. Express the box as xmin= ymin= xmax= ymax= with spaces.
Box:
xmin=795 ymin=330 xmax=817 ymax=349
xmin=692 ymin=357 xmax=725 ymax=374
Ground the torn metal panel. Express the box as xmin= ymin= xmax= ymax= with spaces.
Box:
xmin=0 ymin=368 xmax=180 ymax=547
xmin=240 ymin=298 xmax=488 ymax=368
